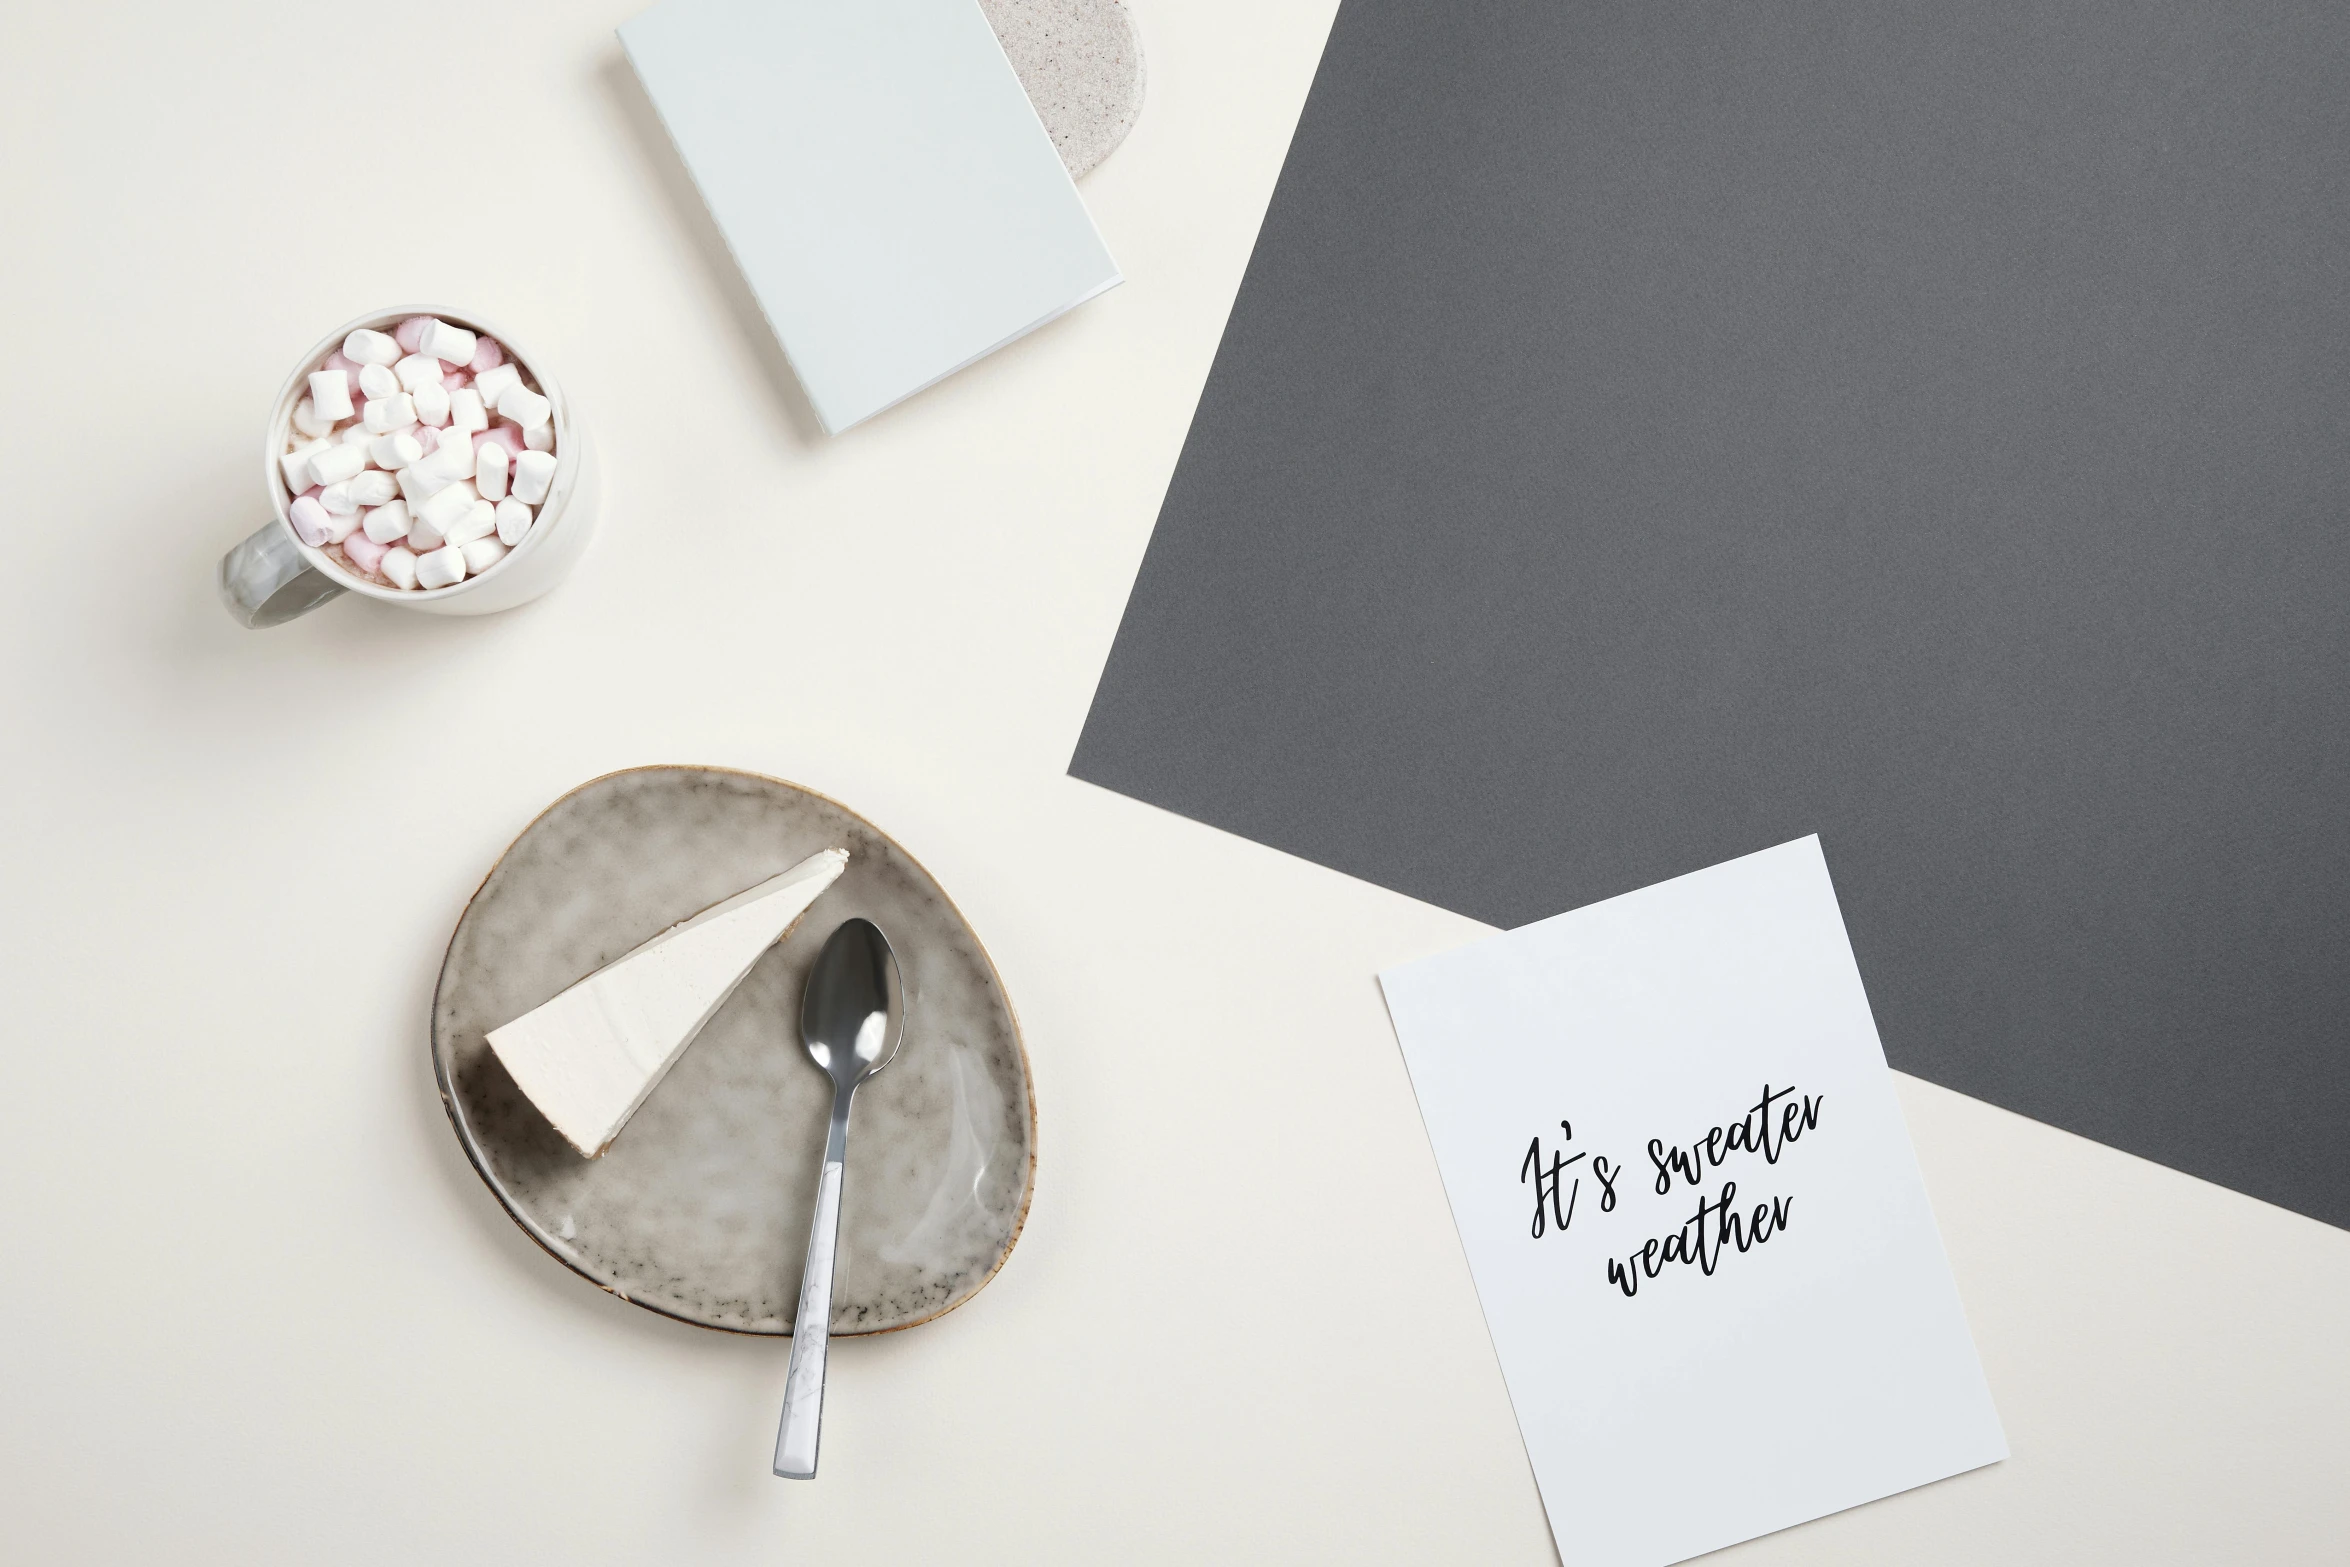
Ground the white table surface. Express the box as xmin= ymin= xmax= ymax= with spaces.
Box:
xmin=4 ymin=3 xmax=2345 ymax=1562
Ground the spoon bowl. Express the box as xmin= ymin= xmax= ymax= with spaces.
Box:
xmin=800 ymin=917 xmax=905 ymax=1084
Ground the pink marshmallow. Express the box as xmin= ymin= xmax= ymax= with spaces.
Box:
xmin=298 ymin=484 xmax=322 ymax=500
xmin=442 ymin=370 xmax=472 ymax=392
xmin=394 ymin=316 xmax=431 ymax=354
xmin=342 ymin=529 xmax=391 ymax=575
xmin=287 ymin=495 xmax=333 ymax=546
xmin=480 ymin=423 xmax=526 ymax=458
xmin=467 ymin=337 xmax=504 ymax=375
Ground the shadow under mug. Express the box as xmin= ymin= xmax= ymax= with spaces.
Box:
xmin=217 ymin=305 xmax=600 ymax=628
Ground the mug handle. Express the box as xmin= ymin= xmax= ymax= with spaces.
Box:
xmin=216 ymin=519 xmax=344 ymax=628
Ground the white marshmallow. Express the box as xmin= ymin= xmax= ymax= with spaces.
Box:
xmin=308 ymin=442 xmax=366 ymax=487
xmin=420 ymin=318 xmax=477 ymax=366
xmin=319 ymin=481 xmax=359 ymax=516
xmin=524 ymin=418 xmax=555 ymax=452
xmin=415 ymin=544 xmax=467 ymax=590
xmin=291 ymin=397 xmax=332 ymax=438
xmin=497 ymin=384 xmax=551 ymax=430
xmin=371 ymin=430 xmax=423 ymax=470
xmin=413 ymin=381 xmax=452 ymax=428
xmin=380 ymin=545 xmax=419 ymax=590
xmin=343 ymin=328 xmax=401 ymax=366
xmin=321 ymin=506 xmax=361 ymax=545
xmin=471 ymin=362 xmax=521 ymax=409
xmin=287 ymin=494 xmax=333 ymax=546
xmin=446 ymin=498 xmax=498 ymax=547
xmin=417 ymin=477 xmax=480 ymax=537
xmin=280 ymin=439 xmax=331 ymax=491
xmin=430 ymin=429 xmax=479 ymax=480
xmin=394 ymin=353 xmax=444 ymax=393
xmin=348 ymin=469 xmax=398 ymax=507
xmin=307 ymin=369 xmax=354 ymax=422
xmin=460 ymin=533 xmax=508 ymax=573
xmin=340 ymin=422 xmax=374 ymax=444
xmin=398 ymin=461 xmax=458 ymax=506
xmin=449 ymin=387 xmax=488 ymax=435
xmin=494 ymin=497 xmax=533 ymax=546
xmin=358 ymin=362 xmax=399 ymax=401
xmin=362 ymin=499 xmax=412 ymax=545
xmin=362 ymin=394 xmax=417 ymax=434
xmin=510 ymin=449 xmax=556 ymax=505
xmin=474 ymin=442 xmax=508 ymax=501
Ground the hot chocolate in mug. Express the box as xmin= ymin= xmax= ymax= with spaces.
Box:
xmin=216 ymin=305 xmax=599 ymax=628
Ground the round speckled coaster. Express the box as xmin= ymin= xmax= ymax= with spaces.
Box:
xmin=433 ymin=767 xmax=1035 ymax=1335
xmin=981 ymin=0 xmax=1146 ymax=178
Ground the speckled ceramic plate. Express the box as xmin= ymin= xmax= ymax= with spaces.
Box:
xmin=432 ymin=766 xmax=1035 ymax=1335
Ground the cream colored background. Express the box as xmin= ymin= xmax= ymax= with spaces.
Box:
xmin=2 ymin=3 xmax=2344 ymax=1561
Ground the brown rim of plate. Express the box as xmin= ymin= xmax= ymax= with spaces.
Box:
xmin=429 ymin=763 xmax=1038 ymax=1337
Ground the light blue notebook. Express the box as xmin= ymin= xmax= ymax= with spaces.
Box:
xmin=620 ymin=0 xmax=1121 ymax=433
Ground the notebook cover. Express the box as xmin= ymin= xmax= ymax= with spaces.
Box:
xmin=621 ymin=0 xmax=1121 ymax=433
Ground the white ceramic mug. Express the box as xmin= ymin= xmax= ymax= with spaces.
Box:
xmin=216 ymin=305 xmax=600 ymax=628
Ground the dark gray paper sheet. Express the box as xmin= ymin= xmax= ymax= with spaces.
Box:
xmin=1073 ymin=0 xmax=2350 ymax=1227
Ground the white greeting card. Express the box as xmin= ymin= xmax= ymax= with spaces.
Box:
xmin=619 ymin=0 xmax=1121 ymax=433
xmin=1379 ymin=837 xmax=2004 ymax=1567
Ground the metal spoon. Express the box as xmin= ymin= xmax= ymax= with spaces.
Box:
xmin=773 ymin=917 xmax=906 ymax=1479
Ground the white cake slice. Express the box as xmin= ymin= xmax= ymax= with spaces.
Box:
xmin=487 ymin=848 xmax=849 ymax=1157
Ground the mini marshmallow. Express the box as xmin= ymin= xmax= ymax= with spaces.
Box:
xmin=471 ymin=362 xmax=521 ymax=409
xmin=446 ymin=499 xmax=498 ymax=548
xmin=319 ymin=480 xmax=359 ymax=517
xmin=415 ymin=543 xmax=467 ymax=590
xmin=362 ymin=394 xmax=417 ymax=434
xmin=287 ymin=494 xmax=333 ymax=546
xmin=371 ymin=430 xmax=423 ymax=470
xmin=322 ymin=507 xmax=361 ymax=545
xmin=348 ymin=470 xmax=398 ymax=506
xmin=524 ymin=419 xmax=554 ymax=452
xmin=358 ymin=362 xmax=399 ymax=401
xmin=468 ymin=337 xmax=504 ymax=375
xmin=475 ymin=442 xmax=508 ymax=501
xmin=394 ymin=353 xmax=444 ymax=393
xmin=413 ymin=381 xmax=452 ymax=428
xmin=460 ymin=534 xmax=508 ymax=573
xmin=291 ymin=397 xmax=332 ymax=438
xmin=321 ymin=352 xmax=364 ymax=397
xmin=340 ymin=422 xmax=375 ymax=445
xmin=416 ymin=477 xmax=479 ymax=536
xmin=362 ymin=499 xmax=412 ymax=544
xmin=494 ymin=497 xmax=533 ymax=546
xmin=511 ymin=449 xmax=556 ymax=505
xmin=380 ymin=545 xmax=419 ymax=590
xmin=449 ymin=387 xmax=487 ymax=435
xmin=307 ymin=369 xmax=355 ymax=422
xmin=480 ymin=422 xmax=525 ymax=458
xmin=280 ymin=439 xmax=331 ymax=491
xmin=342 ymin=528 xmax=392 ymax=575
xmin=421 ymin=318 xmax=477 ymax=366
xmin=398 ymin=461 xmax=457 ymax=506
xmin=442 ymin=370 xmax=472 ymax=392
xmin=343 ymin=328 xmax=401 ymax=366
xmin=429 ymin=429 xmax=479 ymax=480
xmin=309 ymin=442 xmax=366 ymax=487
xmin=394 ymin=316 xmax=431 ymax=354
xmin=497 ymin=384 xmax=551 ymax=430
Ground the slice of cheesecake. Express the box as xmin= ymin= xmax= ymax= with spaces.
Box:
xmin=487 ymin=848 xmax=849 ymax=1157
